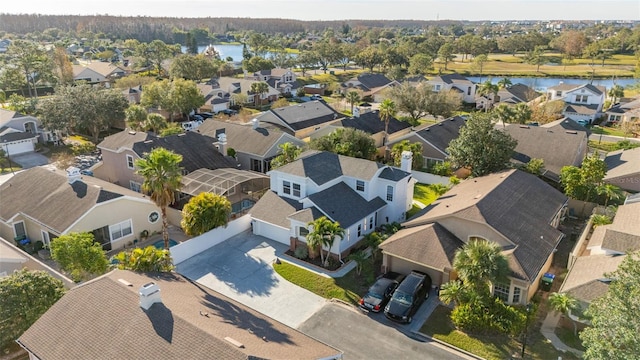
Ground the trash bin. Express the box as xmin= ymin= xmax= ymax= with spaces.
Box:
xmin=541 ymin=272 xmax=555 ymax=292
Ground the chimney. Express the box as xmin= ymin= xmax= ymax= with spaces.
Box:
xmin=251 ymin=118 xmax=259 ymax=130
xmin=66 ymin=166 xmax=82 ymax=184
xmin=217 ymin=133 xmax=227 ymax=155
xmin=139 ymin=282 xmax=161 ymax=310
xmin=400 ymin=151 xmax=413 ymax=172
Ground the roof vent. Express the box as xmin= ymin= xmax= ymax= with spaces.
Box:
xmin=178 ymin=133 xmax=186 ymax=136
xmin=144 ymin=140 xmax=153 ymax=144
xmin=224 ymin=337 xmax=245 ymax=348
xmin=118 ymin=279 xmax=133 ymax=287
xmin=128 ymin=130 xmax=137 ymax=135
xmin=474 ymin=194 xmax=482 ymax=199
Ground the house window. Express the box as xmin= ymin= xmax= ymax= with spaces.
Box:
xmin=283 ymin=181 xmax=291 ymax=195
xmin=129 ymin=181 xmax=141 ymax=193
xmin=357 ymin=224 xmax=362 ymax=237
xmin=493 ymin=283 xmax=510 ymax=302
xmin=467 ymin=86 xmax=471 ymax=96
xmin=293 ymin=183 xmax=301 ymax=197
xmin=356 ymin=180 xmax=365 ymax=192
xmin=109 ymin=220 xmax=133 ymax=242
xmin=386 ymin=185 xmax=394 ymax=201
xmin=575 ymin=95 xmax=588 ymax=103
xmin=369 ymin=216 xmax=374 ymax=230
xmin=512 ymin=287 xmax=522 ymax=304
xmin=424 ymin=157 xmax=443 ymax=170
xmin=41 ymin=230 xmax=51 ymax=247
xmin=434 ymin=84 xmax=441 ymax=91
xmin=299 ymin=227 xmax=309 ymax=237
xmin=556 ymin=91 xmax=562 ymax=97
xmin=126 ymin=155 xmax=135 ymax=169
xmin=13 ymin=221 xmax=26 ymax=239
xmin=608 ymin=114 xmax=621 ymax=122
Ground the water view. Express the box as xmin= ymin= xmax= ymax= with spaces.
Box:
xmin=467 ymin=76 xmax=638 ymax=91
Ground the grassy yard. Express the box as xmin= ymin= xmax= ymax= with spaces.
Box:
xmin=588 ymin=139 xmax=640 ymax=152
xmin=555 ymin=327 xmax=586 ymax=351
xmin=421 ymin=306 xmax=579 ymax=360
xmin=590 ymin=125 xmax=633 ymax=138
xmin=408 ymin=183 xmax=444 ymax=218
xmin=273 ymin=259 xmax=376 ymax=305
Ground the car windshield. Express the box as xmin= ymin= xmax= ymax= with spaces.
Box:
xmin=391 ymin=291 xmax=412 ymax=305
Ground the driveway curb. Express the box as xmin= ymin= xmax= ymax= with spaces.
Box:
xmin=411 ymin=331 xmax=486 ymax=360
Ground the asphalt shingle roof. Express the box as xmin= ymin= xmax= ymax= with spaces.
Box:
xmin=98 ymin=129 xmax=152 ymax=152
xmin=415 ymin=116 xmax=467 ymax=154
xmin=340 ymin=111 xmax=411 ymax=135
xmin=262 ymin=101 xmax=340 ymax=131
xmin=308 ymin=182 xmax=387 ymax=228
xmin=356 ymin=73 xmax=393 ymax=90
xmin=604 ymin=148 xmax=640 ymax=181
xmin=250 ymin=190 xmax=302 ymax=229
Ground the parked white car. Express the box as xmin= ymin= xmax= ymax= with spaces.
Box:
xmin=181 ymin=119 xmax=203 ymax=131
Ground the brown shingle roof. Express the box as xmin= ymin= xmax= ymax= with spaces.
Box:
xmin=587 ymin=202 xmax=640 ymax=252
xmin=18 ymin=270 xmax=341 ymax=360
xmin=97 ymin=129 xmax=152 ymax=152
xmin=604 ymin=148 xmax=640 ymax=181
xmin=559 ymin=254 xmax=624 ymax=302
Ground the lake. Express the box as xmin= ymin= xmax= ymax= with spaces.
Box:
xmin=182 ymin=44 xmax=292 ymax=62
xmin=467 ymin=76 xmax=638 ymax=91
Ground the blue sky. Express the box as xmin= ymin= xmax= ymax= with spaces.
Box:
xmin=3 ymin=0 xmax=639 ymax=21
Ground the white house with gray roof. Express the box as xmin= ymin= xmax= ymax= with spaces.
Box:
xmin=547 ymin=83 xmax=606 ymax=124
xmin=250 ymin=151 xmax=415 ymax=259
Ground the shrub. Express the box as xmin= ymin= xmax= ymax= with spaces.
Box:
xmin=451 ymin=297 xmax=526 ymax=336
xmin=227 ymin=147 xmax=236 ymax=158
xmin=294 ymin=245 xmax=308 ymax=259
xmin=71 ymin=142 xmax=96 ymax=155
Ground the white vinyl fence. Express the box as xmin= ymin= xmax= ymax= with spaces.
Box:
xmin=411 ymin=170 xmax=450 ymax=185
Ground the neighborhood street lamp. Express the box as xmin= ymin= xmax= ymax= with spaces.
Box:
xmin=2 ymin=141 xmax=15 ymax=175
xmin=521 ymin=303 xmax=533 ymax=359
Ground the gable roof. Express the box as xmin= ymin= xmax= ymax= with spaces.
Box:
xmin=604 ymin=147 xmax=640 ymax=181
xmin=379 ymin=223 xmax=464 ymax=271
xmin=274 ymin=151 xmax=408 ymax=185
xmin=250 ymin=190 xmax=303 ymax=229
xmin=541 ymin=117 xmax=591 ymax=136
xmin=405 ymin=169 xmax=567 ymax=282
xmin=429 ymin=73 xmax=473 ymax=85
xmin=0 ymin=167 xmax=152 ymax=233
xmin=504 ymin=124 xmax=587 ymax=182
xmin=257 ymin=101 xmax=340 ymax=132
xmin=132 ymin=132 xmax=238 ymax=173
xmin=564 ymin=103 xmax=599 ymax=115
xmin=98 ymin=129 xmax=153 ymax=152
xmin=606 ymin=97 xmax=640 ymax=114
xmin=216 ymin=77 xmax=280 ymax=98
xmin=308 ymin=182 xmax=386 ymax=228
xmin=559 ymin=254 xmax=625 ymax=302
xmin=340 ymin=110 xmax=410 ymax=135
xmin=497 ymin=83 xmax=541 ymax=104
xmin=197 ymin=120 xmax=303 ymax=157
xmin=18 ymin=270 xmax=341 ymax=360
xmin=414 ymin=116 xmax=467 ymax=154
xmin=355 ymin=73 xmax=393 ymax=91
xmin=548 ymin=83 xmax=605 ymax=95
xmin=0 ymin=109 xmax=29 ymax=127
xmin=588 ymin=202 xmax=640 ymax=252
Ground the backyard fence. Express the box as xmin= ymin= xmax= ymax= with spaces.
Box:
xmin=411 ymin=170 xmax=450 ymax=185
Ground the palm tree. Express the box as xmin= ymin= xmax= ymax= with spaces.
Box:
xmin=513 ymin=103 xmax=533 ymax=124
xmin=378 ymin=99 xmax=397 ymax=159
xmin=135 ymin=147 xmax=183 ymax=250
xmin=145 ymin=113 xmax=168 ymax=134
xmin=125 ymin=105 xmax=148 ymax=131
xmin=181 ymin=192 xmax=231 ymax=236
xmin=271 ymin=142 xmax=302 ymax=169
xmin=497 ymin=77 xmax=512 ymax=89
xmin=477 ymin=80 xmax=499 ymax=112
xmin=596 ymin=183 xmax=623 ymax=207
xmin=348 ymin=250 xmax=368 ymax=275
xmin=548 ymin=292 xmax=579 ymax=335
xmin=346 ymin=90 xmax=361 ymax=114
xmin=494 ymin=104 xmax=515 ymax=128
xmin=250 ymin=81 xmax=269 ymax=106
xmin=453 ymin=239 xmax=509 ymax=296
xmin=439 ymin=279 xmax=468 ymax=306
xmin=320 ymin=220 xmax=345 ymax=267
xmin=307 ymin=216 xmax=345 ymax=268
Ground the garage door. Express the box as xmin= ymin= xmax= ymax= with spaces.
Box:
xmin=7 ymin=140 xmax=35 ymax=155
xmin=253 ymin=220 xmax=290 ymax=245
xmin=387 ymin=256 xmax=444 ymax=286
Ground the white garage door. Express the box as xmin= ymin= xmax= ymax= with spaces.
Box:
xmin=6 ymin=140 xmax=35 ymax=155
xmin=253 ymin=220 xmax=290 ymax=245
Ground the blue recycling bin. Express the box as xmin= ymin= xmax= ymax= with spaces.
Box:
xmin=541 ymin=272 xmax=555 ymax=292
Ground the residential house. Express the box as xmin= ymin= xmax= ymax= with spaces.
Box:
xmin=0 ymin=239 xmax=27 ymax=276
xmin=476 ymin=83 xmax=542 ymax=110
xmin=603 ymin=147 xmax=640 ymax=192
xmin=251 ymin=150 xmax=415 ymax=259
xmin=247 ymin=68 xmax=300 ymax=95
xmin=427 ymin=73 xmax=477 ymax=103
xmin=122 ymin=85 xmax=143 ymax=104
xmin=309 ymin=109 xmax=412 ymax=151
xmin=197 ymin=119 xmax=305 ymax=173
xmin=0 ymin=39 xmax=11 ymax=53
xmin=605 ymin=97 xmax=640 ymax=125
xmin=341 ymin=73 xmax=400 ymax=103
xmin=93 ymin=130 xmax=238 ymax=192
xmin=0 ymin=167 xmax=163 ymax=251
xmin=253 ymin=101 xmax=342 ymax=139
xmin=547 ymin=83 xmax=606 ymax=124
xmin=17 ymin=269 xmax=343 ymax=360
xmin=0 ymin=109 xmax=43 ymax=154
xmin=72 ymin=62 xmax=126 ymax=86
xmin=503 ymin=121 xmax=588 ymax=182
xmin=380 ymin=169 xmax=568 ymax=304
xmin=389 ymin=116 xmax=467 ymax=169
xmin=198 ymin=77 xmax=280 ymax=112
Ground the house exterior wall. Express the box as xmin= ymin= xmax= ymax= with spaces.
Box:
xmin=2 ymin=137 xmax=37 ymax=155
xmin=526 ymin=250 xmax=554 ymax=300
xmin=252 ymin=219 xmax=290 ymax=245
xmin=75 ymin=68 xmax=106 ymax=83
xmin=565 ymin=88 xmax=604 ymax=111
xmin=66 ymin=198 xmax=162 ymax=251
xmin=1 ymin=215 xmax=58 ymax=245
xmin=94 ymin=149 xmax=143 ymax=189
xmin=436 ymin=217 xmax=514 ymax=248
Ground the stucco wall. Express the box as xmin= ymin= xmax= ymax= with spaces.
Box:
xmin=95 ymin=149 xmax=143 ymax=187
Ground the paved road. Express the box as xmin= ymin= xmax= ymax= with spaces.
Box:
xmin=176 ymin=232 xmax=326 ymax=329
xmin=299 ymin=303 xmax=477 ymax=360
xmin=589 ymin=133 xmax=640 ymax=144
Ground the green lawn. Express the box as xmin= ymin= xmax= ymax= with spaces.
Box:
xmin=414 ymin=183 xmax=441 ymax=206
xmin=273 ymin=259 xmax=376 ymax=305
xmin=590 ymin=126 xmax=632 ymax=138
xmin=421 ymin=306 xmax=579 ymax=360
xmin=588 ymin=139 xmax=640 ymax=152
xmin=555 ymin=327 xmax=586 ymax=351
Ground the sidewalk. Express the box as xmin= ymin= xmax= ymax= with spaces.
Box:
xmin=540 ymin=311 xmax=584 ymax=357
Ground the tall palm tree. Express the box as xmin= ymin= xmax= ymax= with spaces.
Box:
xmin=596 ymin=183 xmax=623 ymax=207
xmin=497 ymin=77 xmax=512 ymax=89
xmin=307 ymin=217 xmax=345 ymax=268
xmin=346 ymin=90 xmax=361 ymax=114
xmin=453 ymin=239 xmax=509 ymax=296
xmin=135 ymin=147 xmax=183 ymax=250
xmin=250 ymin=81 xmax=269 ymax=106
xmin=494 ymin=104 xmax=515 ymax=128
xmin=271 ymin=142 xmax=302 ymax=169
xmin=320 ymin=220 xmax=345 ymax=267
xmin=477 ymin=80 xmax=499 ymax=112
xmin=378 ymin=99 xmax=397 ymax=159
xmin=548 ymin=292 xmax=579 ymax=335
xmin=513 ymin=103 xmax=533 ymax=124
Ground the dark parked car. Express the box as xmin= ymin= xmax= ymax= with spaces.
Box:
xmin=384 ymin=271 xmax=432 ymax=323
xmin=359 ymin=272 xmax=405 ymax=313
xmin=218 ymin=109 xmax=238 ymax=116
xmin=199 ymin=112 xmax=214 ymax=119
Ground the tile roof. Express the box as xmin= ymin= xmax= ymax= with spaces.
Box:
xmin=559 ymin=254 xmax=625 ymax=302
xmin=250 ymin=190 xmax=302 ymax=229
xmin=404 ymin=169 xmax=567 ymax=282
xmin=339 ymin=111 xmax=411 ymax=135
xmin=132 ymin=131 xmax=239 ymax=173
xmin=98 ymin=129 xmax=152 ymax=152
xmin=0 ymin=167 xmax=155 ymax=233
xmin=274 ymin=151 xmax=394 ymax=185
xmin=414 ymin=116 xmax=467 ymax=154
xmin=18 ymin=270 xmax=341 ymax=360
xmin=197 ymin=120 xmax=302 ymax=157
xmin=308 ymin=182 xmax=387 ymax=228
xmin=259 ymin=101 xmax=340 ymax=132
xmin=604 ymin=147 xmax=640 ymax=181
xmin=379 ymin=223 xmax=464 ymax=271
xmin=504 ymin=124 xmax=587 ymax=181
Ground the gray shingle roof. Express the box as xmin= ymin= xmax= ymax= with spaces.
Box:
xmin=355 ymin=73 xmax=393 ymax=90
xmin=340 ymin=110 xmax=410 ymax=135
xmin=308 ymin=182 xmax=387 ymax=228
xmin=379 ymin=167 xmax=411 ymax=181
xmin=405 ymin=169 xmax=567 ymax=282
xmin=0 ymin=131 xmax=38 ymax=142
xmin=604 ymin=148 xmax=640 ymax=181
xmin=497 ymin=83 xmax=541 ymax=104
xmin=18 ymin=270 xmax=341 ymax=360
xmin=541 ymin=117 xmax=591 ymax=136
xmin=564 ymin=103 xmax=599 ymax=115
xmin=262 ymin=101 xmax=340 ymax=131
xmin=415 ymin=116 xmax=466 ymax=154
xmin=132 ymin=131 xmax=238 ymax=173
xmin=430 ymin=73 xmax=473 ymax=85
xmin=250 ymin=190 xmax=302 ymax=229
xmin=98 ymin=129 xmax=152 ymax=152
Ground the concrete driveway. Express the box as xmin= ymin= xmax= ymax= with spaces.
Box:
xmin=176 ymin=231 xmax=326 ymax=329
xmin=9 ymin=152 xmax=49 ymax=169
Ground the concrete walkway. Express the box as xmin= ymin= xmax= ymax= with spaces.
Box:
xmin=413 ymin=199 xmax=427 ymax=209
xmin=540 ymin=312 xmax=584 ymax=357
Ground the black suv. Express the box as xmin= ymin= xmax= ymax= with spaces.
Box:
xmin=384 ymin=271 xmax=432 ymax=323
xmin=358 ymin=272 xmax=405 ymax=313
